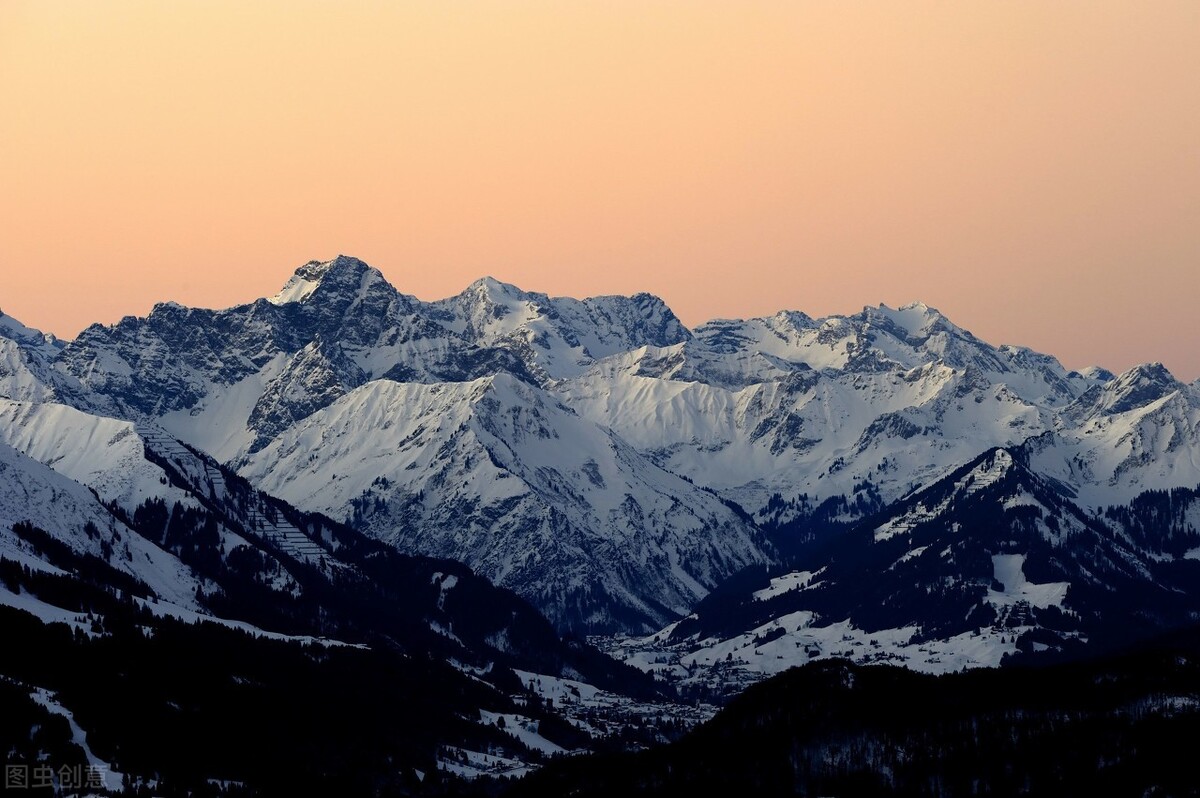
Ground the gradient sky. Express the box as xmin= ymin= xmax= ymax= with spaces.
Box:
xmin=2 ymin=2 xmax=1197 ymax=378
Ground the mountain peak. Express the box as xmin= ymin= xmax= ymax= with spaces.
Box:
xmin=468 ymin=274 xmax=522 ymax=292
xmin=297 ymin=254 xmax=372 ymax=280
xmin=1075 ymin=365 xmax=1116 ymax=383
xmin=1124 ymin=361 xmax=1176 ymax=382
xmin=1111 ymin=362 xmax=1178 ymax=392
xmin=463 ymin=275 xmax=530 ymax=304
xmin=868 ymin=301 xmax=949 ymax=338
xmin=1089 ymin=362 xmax=1182 ymax=416
xmin=269 ymin=256 xmax=384 ymax=305
xmin=767 ymin=309 xmax=815 ymax=331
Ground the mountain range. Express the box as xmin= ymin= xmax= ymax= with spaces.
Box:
xmin=7 ymin=256 xmax=1198 ymax=635
xmin=4 ymin=254 xmax=1200 ymax=791
xmin=2 ymin=257 xmax=1199 ymax=639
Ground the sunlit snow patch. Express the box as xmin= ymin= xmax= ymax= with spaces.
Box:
xmin=987 ymin=554 xmax=1069 ymax=609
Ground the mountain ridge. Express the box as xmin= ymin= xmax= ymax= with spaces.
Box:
xmin=3 ymin=256 xmax=1198 ymax=641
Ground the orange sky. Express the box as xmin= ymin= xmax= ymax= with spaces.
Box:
xmin=1 ymin=1 xmax=1197 ymax=378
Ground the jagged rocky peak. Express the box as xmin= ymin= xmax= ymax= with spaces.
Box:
xmin=450 ymin=275 xmax=691 ymax=346
xmin=429 ymin=276 xmax=691 ymax=379
xmin=1091 ymin=362 xmax=1183 ymax=416
xmin=269 ymin=255 xmax=390 ymax=306
xmin=1118 ymin=361 xmax=1179 ymax=387
xmin=445 ymin=275 xmax=532 ymax=330
xmin=618 ymin=291 xmax=693 ymax=345
xmin=297 ymin=254 xmax=374 ymax=280
xmin=869 ymin=304 xmax=1007 ymax=370
xmin=769 ymin=308 xmax=817 ymax=331
xmin=466 ymin=274 xmax=526 ymax=299
xmin=862 ymin=301 xmax=952 ymax=340
xmin=692 ymin=301 xmax=976 ymax=367
xmin=996 ymin=344 xmax=1049 ymax=365
xmin=148 ymin=299 xmax=190 ymax=317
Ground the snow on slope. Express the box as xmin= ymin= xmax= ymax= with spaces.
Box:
xmin=681 ymin=302 xmax=1093 ymax=401
xmin=156 ymin=353 xmax=288 ymax=463
xmin=479 ymin=710 xmax=566 ymax=756
xmin=551 ymin=300 xmax=1109 ymax=525
xmin=0 ymin=399 xmax=198 ymax=512
xmin=0 ymin=337 xmax=59 ymax=403
xmin=429 ymin=276 xmax=691 ymax=380
xmin=1023 ymin=367 xmax=1200 ymax=509
xmin=0 ymin=310 xmax=86 ymax=405
xmin=28 ymin=687 xmax=125 ymax=790
xmin=0 ymin=583 xmax=93 ymax=631
xmin=0 ymin=438 xmax=202 ymax=608
xmin=561 ymin=358 xmax=1053 ymax=521
xmin=241 ymin=373 xmax=769 ymax=632
xmin=987 ymin=554 xmax=1069 ymax=610
xmin=597 ymin=444 xmax=1200 ymax=694
xmin=608 ymin=615 xmax=1018 ymax=693
xmin=56 ymin=258 xmax=692 ymax=463
xmin=0 ymin=309 xmax=63 ymax=358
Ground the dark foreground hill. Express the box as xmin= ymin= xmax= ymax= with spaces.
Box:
xmin=512 ymin=627 xmax=1200 ymax=797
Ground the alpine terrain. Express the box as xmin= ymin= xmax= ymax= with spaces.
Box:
xmin=3 ymin=256 xmax=1200 ymax=794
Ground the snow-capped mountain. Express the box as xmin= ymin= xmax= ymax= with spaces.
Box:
xmin=57 ymin=257 xmax=531 ymax=458
xmin=239 ymin=373 xmax=767 ymax=632
xmin=0 ymin=308 xmax=84 ymax=405
xmin=430 ymin=275 xmax=691 ymax=381
xmin=1025 ymin=363 xmax=1200 ymax=509
xmin=53 ymin=257 xmax=691 ymax=460
xmin=559 ymin=300 xmax=1117 ymax=533
xmin=38 ymin=259 xmax=770 ymax=631
xmin=0 ymin=383 xmax=645 ymax=678
xmin=0 ymin=434 xmax=205 ymax=611
xmin=0 ymin=395 xmax=701 ymax=789
xmin=608 ymin=446 xmax=1200 ymax=695
xmin=8 ymin=255 xmax=1200 ymax=644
